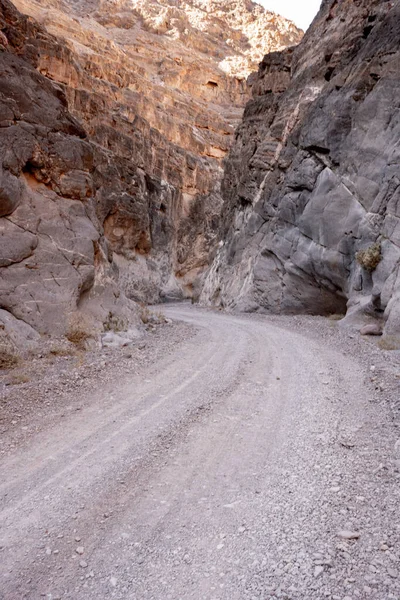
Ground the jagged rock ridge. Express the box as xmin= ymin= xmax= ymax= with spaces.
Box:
xmin=201 ymin=0 xmax=400 ymax=339
xmin=0 ymin=0 xmax=301 ymax=341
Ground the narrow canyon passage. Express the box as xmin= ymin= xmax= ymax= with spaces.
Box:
xmin=0 ymin=307 xmax=399 ymax=599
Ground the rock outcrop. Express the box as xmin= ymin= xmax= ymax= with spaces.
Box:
xmin=202 ymin=0 xmax=400 ymax=338
xmin=0 ymin=0 xmax=140 ymax=339
xmin=10 ymin=0 xmax=302 ymax=301
xmin=0 ymin=0 xmax=301 ymax=341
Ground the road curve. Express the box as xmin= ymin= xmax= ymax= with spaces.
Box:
xmin=0 ymin=305 xmax=398 ymax=599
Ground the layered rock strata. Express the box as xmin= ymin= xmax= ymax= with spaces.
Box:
xmin=0 ymin=0 xmax=140 ymax=339
xmin=9 ymin=0 xmax=302 ymax=303
xmin=0 ymin=0 xmax=301 ymax=342
xmin=202 ymin=0 xmax=400 ymax=337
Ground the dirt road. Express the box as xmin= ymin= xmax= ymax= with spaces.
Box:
xmin=1 ymin=306 xmax=399 ymax=599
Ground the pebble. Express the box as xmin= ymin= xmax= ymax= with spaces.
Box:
xmin=363 ymin=586 xmax=372 ymax=594
xmin=388 ymin=568 xmax=398 ymax=578
xmin=314 ymin=566 xmax=324 ymax=578
xmin=337 ymin=531 xmax=360 ymax=540
xmin=79 ymin=560 xmax=88 ymax=568
xmin=75 ymin=546 xmax=85 ymax=555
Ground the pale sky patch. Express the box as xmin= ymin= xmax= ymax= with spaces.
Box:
xmin=259 ymin=0 xmax=322 ymax=31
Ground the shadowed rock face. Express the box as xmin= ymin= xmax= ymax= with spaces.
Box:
xmin=0 ymin=0 xmax=142 ymax=336
xmin=201 ymin=0 xmax=400 ymax=337
xmin=0 ymin=0 xmax=301 ymax=339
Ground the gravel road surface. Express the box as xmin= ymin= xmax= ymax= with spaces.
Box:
xmin=1 ymin=305 xmax=399 ymax=599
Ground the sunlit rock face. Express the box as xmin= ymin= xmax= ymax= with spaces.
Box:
xmin=6 ymin=0 xmax=301 ymax=307
xmin=201 ymin=0 xmax=400 ymax=338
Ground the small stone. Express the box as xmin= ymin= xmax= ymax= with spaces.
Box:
xmin=380 ymin=544 xmax=389 ymax=551
xmin=314 ymin=566 xmax=324 ymax=578
xmin=360 ymin=324 xmax=382 ymax=336
xmin=337 ymin=531 xmax=360 ymax=540
xmin=79 ymin=560 xmax=88 ymax=568
xmin=363 ymin=587 xmax=372 ymax=595
xmin=75 ymin=537 xmax=81 ymax=542
xmin=394 ymin=439 xmax=400 ymax=458
xmin=75 ymin=546 xmax=84 ymax=555
xmin=110 ymin=576 xmax=117 ymax=587
xmin=387 ymin=568 xmax=398 ymax=578
xmin=45 ymin=547 xmax=52 ymax=555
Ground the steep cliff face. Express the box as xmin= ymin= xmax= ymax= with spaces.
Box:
xmin=0 ymin=0 xmax=140 ymax=339
xmin=8 ymin=0 xmax=302 ymax=304
xmin=202 ymin=0 xmax=400 ymax=338
xmin=0 ymin=0 xmax=301 ymax=342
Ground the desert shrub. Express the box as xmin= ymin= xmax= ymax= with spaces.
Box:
xmin=378 ymin=336 xmax=400 ymax=351
xmin=155 ymin=311 xmax=166 ymax=323
xmin=327 ymin=313 xmax=345 ymax=321
xmin=139 ymin=304 xmax=150 ymax=324
xmin=356 ymin=242 xmax=381 ymax=272
xmin=66 ymin=312 xmax=94 ymax=349
xmin=49 ymin=345 xmax=76 ymax=358
xmin=0 ymin=346 xmax=19 ymax=370
xmin=8 ymin=372 xmax=30 ymax=385
xmin=103 ymin=311 xmax=127 ymax=333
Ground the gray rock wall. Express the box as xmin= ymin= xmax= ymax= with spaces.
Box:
xmin=201 ymin=0 xmax=400 ymax=338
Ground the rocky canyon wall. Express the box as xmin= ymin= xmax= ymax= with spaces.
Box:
xmin=0 ymin=0 xmax=301 ymax=340
xmin=201 ymin=0 xmax=400 ymax=339
xmin=0 ymin=0 xmax=140 ymax=340
xmin=0 ymin=0 xmax=301 ymax=341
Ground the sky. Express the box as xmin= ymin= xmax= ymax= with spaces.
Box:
xmin=259 ymin=0 xmax=322 ymax=31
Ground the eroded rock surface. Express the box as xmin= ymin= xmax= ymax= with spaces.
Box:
xmin=201 ymin=0 xmax=400 ymax=338
xmin=0 ymin=0 xmax=140 ymax=337
xmin=0 ymin=0 xmax=301 ymax=340
xmin=9 ymin=0 xmax=302 ymax=303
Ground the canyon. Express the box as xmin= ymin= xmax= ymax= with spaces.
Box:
xmin=202 ymin=0 xmax=400 ymax=342
xmin=2 ymin=0 xmax=400 ymax=343
xmin=0 ymin=0 xmax=301 ymax=345
xmin=1 ymin=3 xmax=400 ymax=599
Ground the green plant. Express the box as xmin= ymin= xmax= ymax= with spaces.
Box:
xmin=356 ymin=242 xmax=381 ymax=273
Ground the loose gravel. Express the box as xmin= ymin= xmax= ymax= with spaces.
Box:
xmin=0 ymin=304 xmax=399 ymax=600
